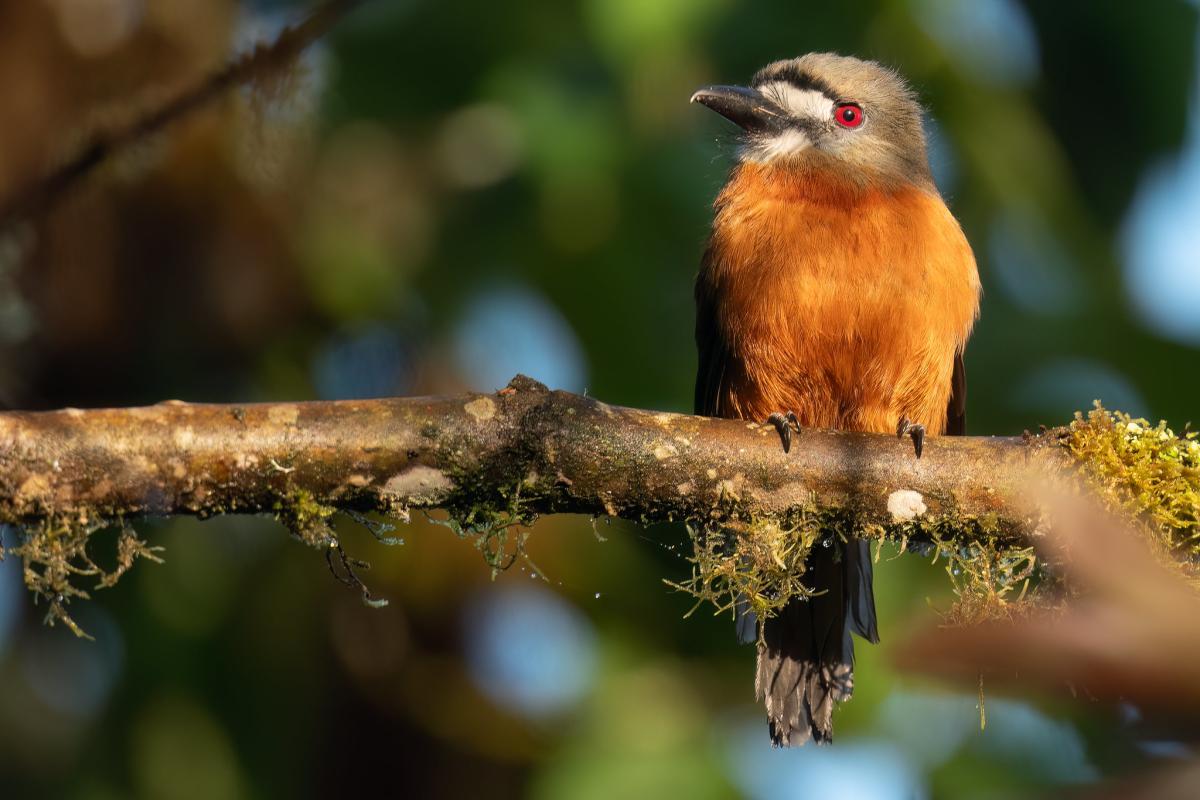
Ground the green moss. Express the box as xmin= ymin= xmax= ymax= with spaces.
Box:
xmin=670 ymin=503 xmax=1041 ymax=631
xmin=669 ymin=403 xmax=1200 ymax=632
xmin=927 ymin=533 xmax=1040 ymax=626
xmin=667 ymin=513 xmax=820 ymax=623
xmin=667 ymin=505 xmax=878 ymax=626
xmin=1063 ymin=402 xmax=1200 ymax=580
xmin=2 ymin=516 xmax=162 ymax=638
xmin=432 ymin=481 xmax=541 ymax=579
xmin=273 ymin=487 xmax=336 ymax=548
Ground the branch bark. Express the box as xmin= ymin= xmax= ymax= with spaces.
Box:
xmin=0 ymin=375 xmax=1068 ymax=543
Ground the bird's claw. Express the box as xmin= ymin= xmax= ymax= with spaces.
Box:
xmin=767 ymin=411 xmax=801 ymax=453
xmin=896 ymin=416 xmax=926 ymax=458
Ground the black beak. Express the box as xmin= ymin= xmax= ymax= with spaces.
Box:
xmin=691 ymin=85 xmax=788 ymax=133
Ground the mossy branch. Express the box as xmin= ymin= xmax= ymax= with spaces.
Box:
xmin=0 ymin=375 xmax=1065 ymax=538
xmin=0 ymin=374 xmax=1194 ymax=635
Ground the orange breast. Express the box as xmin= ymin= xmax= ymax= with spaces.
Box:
xmin=702 ymin=162 xmax=980 ymax=434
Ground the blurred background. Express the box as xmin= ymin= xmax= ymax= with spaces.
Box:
xmin=0 ymin=0 xmax=1198 ymax=797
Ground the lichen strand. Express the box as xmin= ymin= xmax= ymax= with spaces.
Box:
xmin=1063 ymin=402 xmax=1200 ymax=580
xmin=668 ymin=509 xmax=827 ymax=624
xmin=1 ymin=517 xmax=162 ymax=638
xmin=273 ymin=487 xmax=392 ymax=608
xmin=920 ymin=518 xmax=1042 ymax=626
xmin=433 ymin=479 xmax=542 ymax=579
xmin=670 ymin=497 xmax=1037 ymax=630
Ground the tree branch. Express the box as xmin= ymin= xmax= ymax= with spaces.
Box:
xmin=0 ymin=375 xmax=1067 ymax=543
xmin=0 ymin=0 xmax=367 ymax=228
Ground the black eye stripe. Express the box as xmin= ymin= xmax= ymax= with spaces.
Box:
xmin=751 ymin=64 xmax=838 ymax=101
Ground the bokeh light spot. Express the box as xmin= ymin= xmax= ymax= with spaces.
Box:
xmin=436 ymin=103 xmax=525 ymax=189
xmin=132 ymin=693 xmax=249 ymax=800
xmin=1012 ymin=358 xmax=1147 ymax=419
xmin=988 ymin=211 xmax=1083 ymax=316
xmin=910 ymin=0 xmax=1040 ymax=86
xmin=726 ymin=718 xmax=923 ymax=800
xmin=312 ymin=323 xmax=414 ymax=399
xmin=1122 ymin=101 xmax=1200 ymax=344
xmin=452 ymin=283 xmax=588 ymax=392
xmin=50 ymin=0 xmax=143 ymax=58
xmin=463 ymin=584 xmax=597 ymax=719
xmin=20 ymin=605 xmax=123 ymax=719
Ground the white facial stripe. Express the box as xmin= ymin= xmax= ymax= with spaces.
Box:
xmin=758 ymin=81 xmax=834 ymax=121
xmin=743 ymin=129 xmax=811 ymax=163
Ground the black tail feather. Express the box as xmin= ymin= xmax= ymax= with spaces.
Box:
xmin=751 ymin=538 xmax=877 ymax=746
xmin=845 ymin=538 xmax=880 ymax=645
xmin=735 ymin=593 xmax=758 ymax=645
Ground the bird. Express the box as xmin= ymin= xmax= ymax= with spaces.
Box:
xmin=690 ymin=53 xmax=980 ymax=746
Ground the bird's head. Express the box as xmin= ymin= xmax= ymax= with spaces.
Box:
xmin=692 ymin=53 xmax=932 ymax=189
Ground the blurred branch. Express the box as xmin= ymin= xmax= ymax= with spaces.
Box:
xmin=894 ymin=485 xmax=1200 ymax=709
xmin=0 ymin=0 xmax=367 ymax=228
xmin=892 ymin=485 xmax=1200 ymax=800
xmin=0 ymin=375 xmax=1068 ymax=544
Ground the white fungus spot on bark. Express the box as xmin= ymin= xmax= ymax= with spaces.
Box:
xmin=887 ymin=489 xmax=927 ymax=522
xmin=464 ymin=397 xmax=496 ymax=422
xmin=677 ymin=481 xmax=693 ymax=495
xmin=382 ymin=466 xmax=455 ymax=503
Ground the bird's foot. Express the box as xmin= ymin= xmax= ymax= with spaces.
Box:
xmin=766 ymin=411 xmax=801 ymax=453
xmin=896 ymin=416 xmax=926 ymax=458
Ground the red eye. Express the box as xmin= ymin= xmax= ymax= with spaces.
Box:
xmin=835 ymin=103 xmax=863 ymax=128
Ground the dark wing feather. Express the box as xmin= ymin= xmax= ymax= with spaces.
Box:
xmin=944 ymin=350 xmax=967 ymax=436
xmin=693 ymin=253 xmax=730 ymax=417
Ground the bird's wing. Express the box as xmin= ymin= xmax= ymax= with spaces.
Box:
xmin=693 ymin=255 xmax=731 ymax=416
xmin=944 ymin=350 xmax=967 ymax=436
